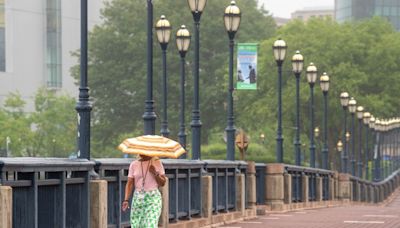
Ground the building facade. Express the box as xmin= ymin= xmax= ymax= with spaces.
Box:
xmin=335 ymin=0 xmax=400 ymax=30
xmin=0 ymin=0 xmax=103 ymax=111
xmin=291 ymin=7 xmax=334 ymax=22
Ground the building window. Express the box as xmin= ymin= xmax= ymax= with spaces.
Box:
xmin=0 ymin=0 xmax=5 ymax=72
xmin=46 ymin=0 xmax=62 ymax=88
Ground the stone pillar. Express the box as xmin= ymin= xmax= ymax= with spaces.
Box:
xmin=302 ymin=174 xmax=309 ymax=205
xmin=316 ymin=176 xmax=323 ymax=202
xmin=369 ymin=185 xmax=375 ymax=203
xmin=329 ymin=175 xmax=335 ymax=200
xmin=0 ymin=186 xmax=12 ymax=228
xmin=246 ymin=161 xmax=257 ymax=208
xmin=284 ymin=173 xmax=292 ymax=204
xmin=379 ymin=185 xmax=384 ymax=202
xmin=202 ymin=176 xmax=212 ymax=221
xmin=159 ymin=177 xmax=169 ymax=228
xmin=265 ymin=164 xmax=285 ymax=211
xmin=90 ymin=180 xmax=107 ymax=228
xmin=337 ymin=174 xmax=351 ymax=203
xmin=236 ymin=174 xmax=246 ymax=216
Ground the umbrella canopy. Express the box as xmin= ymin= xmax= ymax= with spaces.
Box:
xmin=118 ymin=135 xmax=186 ymax=158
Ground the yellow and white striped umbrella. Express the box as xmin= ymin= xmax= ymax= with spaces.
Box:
xmin=118 ymin=135 xmax=186 ymax=158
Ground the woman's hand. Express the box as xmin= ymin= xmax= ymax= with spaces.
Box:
xmin=122 ymin=201 xmax=130 ymax=212
xmin=149 ymin=164 xmax=158 ymax=176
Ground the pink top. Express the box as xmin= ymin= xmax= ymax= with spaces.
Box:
xmin=128 ymin=159 xmax=165 ymax=192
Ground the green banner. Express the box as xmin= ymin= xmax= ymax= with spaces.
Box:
xmin=236 ymin=43 xmax=258 ymax=90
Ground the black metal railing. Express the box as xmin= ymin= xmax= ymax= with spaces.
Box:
xmin=0 ymin=158 xmax=94 ymax=228
xmin=255 ymin=163 xmax=266 ymax=205
xmin=204 ymin=160 xmax=239 ymax=213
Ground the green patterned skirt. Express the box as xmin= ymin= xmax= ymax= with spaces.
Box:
xmin=130 ymin=189 xmax=162 ymax=228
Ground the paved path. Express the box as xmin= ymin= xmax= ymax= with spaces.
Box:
xmin=221 ymin=191 xmax=400 ymax=228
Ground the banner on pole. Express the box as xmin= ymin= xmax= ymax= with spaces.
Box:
xmin=236 ymin=43 xmax=258 ymax=90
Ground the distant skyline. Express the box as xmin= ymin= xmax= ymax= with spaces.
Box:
xmin=260 ymin=0 xmax=334 ymax=18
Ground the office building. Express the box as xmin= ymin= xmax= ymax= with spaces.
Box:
xmin=0 ymin=0 xmax=103 ymax=111
xmin=291 ymin=7 xmax=334 ymax=22
xmin=335 ymin=0 xmax=400 ymax=30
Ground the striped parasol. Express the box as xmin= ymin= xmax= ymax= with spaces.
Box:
xmin=118 ymin=135 xmax=186 ymax=158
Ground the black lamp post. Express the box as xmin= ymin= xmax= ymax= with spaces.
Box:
xmin=345 ymin=131 xmax=351 ymax=172
xmin=155 ymin=15 xmax=172 ymax=137
xmin=187 ymin=0 xmax=207 ymax=160
xmin=374 ymin=119 xmax=382 ymax=181
xmin=76 ymin=0 xmax=92 ymax=160
xmin=363 ymin=112 xmax=371 ymax=180
xmin=307 ymin=63 xmax=317 ymax=168
xmin=369 ymin=115 xmax=376 ymax=180
xmin=356 ymin=106 xmax=364 ymax=178
xmin=337 ymin=140 xmax=343 ymax=172
xmin=340 ymin=92 xmax=350 ymax=173
xmin=314 ymin=127 xmax=320 ymax=167
xmin=143 ymin=0 xmax=156 ymax=135
xmin=348 ymin=97 xmax=357 ymax=176
xmin=273 ymin=38 xmax=287 ymax=163
xmin=224 ymin=1 xmax=241 ymax=161
xmin=176 ymin=25 xmax=191 ymax=158
xmin=320 ymin=72 xmax=330 ymax=170
xmin=292 ymin=51 xmax=304 ymax=166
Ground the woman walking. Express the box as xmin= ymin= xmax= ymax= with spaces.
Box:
xmin=122 ymin=155 xmax=166 ymax=227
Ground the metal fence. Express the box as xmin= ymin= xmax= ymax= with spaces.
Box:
xmin=204 ymin=160 xmax=239 ymax=213
xmin=255 ymin=163 xmax=266 ymax=205
xmin=95 ymin=158 xmax=205 ymax=227
xmin=0 ymin=158 xmax=94 ymax=228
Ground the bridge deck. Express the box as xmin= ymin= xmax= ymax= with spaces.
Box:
xmin=222 ymin=190 xmax=400 ymax=228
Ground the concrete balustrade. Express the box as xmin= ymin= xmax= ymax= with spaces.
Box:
xmin=0 ymin=186 xmax=12 ymax=228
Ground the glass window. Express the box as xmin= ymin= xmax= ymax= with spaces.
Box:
xmin=46 ymin=0 xmax=62 ymax=88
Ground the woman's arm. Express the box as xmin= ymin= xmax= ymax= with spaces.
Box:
xmin=122 ymin=177 xmax=134 ymax=211
xmin=149 ymin=164 xmax=166 ymax=187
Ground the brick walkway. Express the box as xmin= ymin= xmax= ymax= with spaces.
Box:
xmin=221 ymin=191 xmax=400 ymax=228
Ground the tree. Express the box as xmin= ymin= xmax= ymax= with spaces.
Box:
xmin=0 ymin=89 xmax=77 ymax=157
xmin=236 ymin=17 xmax=400 ymax=164
xmin=73 ymin=0 xmax=276 ymax=157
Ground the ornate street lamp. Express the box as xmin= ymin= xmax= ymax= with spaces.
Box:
xmin=320 ymin=72 xmax=330 ymax=170
xmin=260 ymin=133 xmax=265 ymax=144
xmin=187 ymin=0 xmax=207 ymax=160
xmin=76 ymin=0 xmax=92 ymax=160
xmin=292 ymin=51 xmax=304 ymax=166
xmin=363 ymin=112 xmax=371 ymax=180
xmin=176 ymin=25 xmax=191 ymax=158
xmin=314 ymin=127 xmax=320 ymax=167
xmin=356 ymin=106 xmax=364 ymax=178
xmin=143 ymin=0 xmax=157 ymax=135
xmin=273 ymin=38 xmax=287 ymax=163
xmin=307 ymin=63 xmax=318 ymax=168
xmin=224 ymin=1 xmax=241 ymax=161
xmin=340 ymin=92 xmax=350 ymax=173
xmin=155 ymin=15 xmax=172 ymax=137
xmin=337 ymin=140 xmax=343 ymax=172
xmin=348 ymin=97 xmax=357 ymax=176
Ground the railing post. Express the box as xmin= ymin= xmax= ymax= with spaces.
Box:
xmin=159 ymin=177 xmax=169 ymax=228
xmin=316 ymin=175 xmax=323 ymax=202
xmin=0 ymin=186 xmax=12 ymax=228
xmin=236 ymin=174 xmax=246 ymax=216
xmin=202 ymin=175 xmax=212 ymax=222
xmin=355 ymin=182 xmax=361 ymax=202
xmin=246 ymin=162 xmax=257 ymax=208
xmin=337 ymin=174 xmax=351 ymax=203
xmin=284 ymin=172 xmax=292 ymax=205
xmin=302 ymin=173 xmax=309 ymax=206
xmin=329 ymin=175 xmax=335 ymax=201
xmin=90 ymin=180 xmax=107 ymax=228
xmin=368 ymin=185 xmax=375 ymax=203
xmin=265 ymin=164 xmax=285 ymax=211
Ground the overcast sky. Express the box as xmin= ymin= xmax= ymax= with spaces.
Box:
xmin=260 ymin=0 xmax=334 ymax=18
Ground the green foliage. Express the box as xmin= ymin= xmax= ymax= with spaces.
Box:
xmin=236 ymin=17 xmax=400 ymax=164
xmin=73 ymin=0 xmax=276 ymax=157
xmin=0 ymin=89 xmax=76 ymax=157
